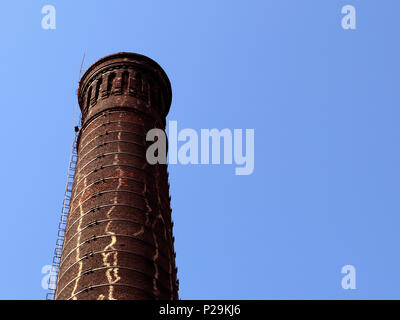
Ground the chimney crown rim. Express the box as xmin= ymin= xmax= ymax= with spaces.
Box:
xmin=78 ymin=52 xmax=172 ymax=116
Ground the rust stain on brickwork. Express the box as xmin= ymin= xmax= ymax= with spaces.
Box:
xmin=55 ymin=53 xmax=178 ymax=300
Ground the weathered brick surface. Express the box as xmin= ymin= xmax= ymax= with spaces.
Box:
xmin=55 ymin=53 xmax=178 ymax=300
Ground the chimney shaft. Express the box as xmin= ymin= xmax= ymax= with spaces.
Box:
xmin=55 ymin=53 xmax=178 ymax=300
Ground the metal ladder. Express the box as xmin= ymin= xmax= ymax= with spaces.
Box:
xmin=46 ymin=54 xmax=85 ymax=300
xmin=46 ymin=128 xmax=79 ymax=300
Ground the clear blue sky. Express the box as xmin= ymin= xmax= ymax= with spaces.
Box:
xmin=1 ymin=0 xmax=399 ymax=299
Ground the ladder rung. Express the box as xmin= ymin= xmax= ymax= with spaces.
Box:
xmin=52 ymin=256 xmax=61 ymax=264
xmin=46 ymin=293 xmax=55 ymax=300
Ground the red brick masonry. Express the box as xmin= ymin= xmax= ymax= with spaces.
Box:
xmin=55 ymin=53 xmax=178 ymax=300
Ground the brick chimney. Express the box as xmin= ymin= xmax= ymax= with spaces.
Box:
xmin=55 ymin=52 xmax=178 ymax=300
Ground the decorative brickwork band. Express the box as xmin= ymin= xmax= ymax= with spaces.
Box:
xmin=55 ymin=53 xmax=178 ymax=300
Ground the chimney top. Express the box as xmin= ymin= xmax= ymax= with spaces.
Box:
xmin=78 ymin=52 xmax=172 ymax=117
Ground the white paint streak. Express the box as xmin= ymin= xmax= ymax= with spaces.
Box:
xmin=100 ymin=140 xmax=121 ymax=300
xmin=70 ymin=177 xmax=88 ymax=299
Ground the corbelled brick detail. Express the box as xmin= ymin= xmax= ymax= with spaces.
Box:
xmin=55 ymin=53 xmax=178 ymax=300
